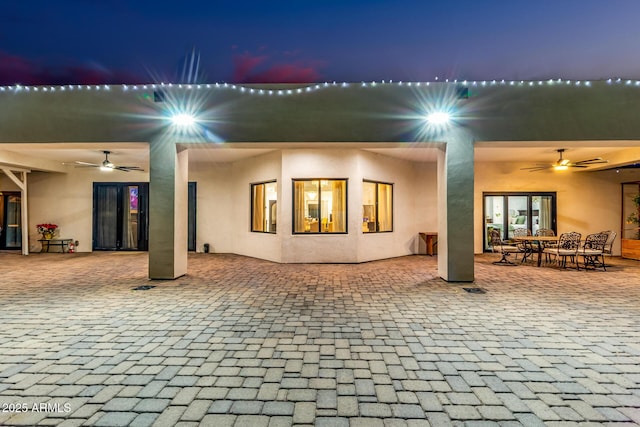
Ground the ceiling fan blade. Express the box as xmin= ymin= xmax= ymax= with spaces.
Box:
xmin=569 ymin=165 xmax=589 ymax=168
xmin=575 ymin=158 xmax=608 ymax=165
xmin=74 ymin=161 xmax=100 ymax=166
xmin=115 ymin=166 xmax=144 ymax=171
xmin=520 ymin=165 xmax=552 ymax=171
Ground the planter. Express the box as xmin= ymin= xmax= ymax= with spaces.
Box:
xmin=621 ymin=238 xmax=640 ymax=260
xmin=43 ymin=232 xmax=54 ymax=240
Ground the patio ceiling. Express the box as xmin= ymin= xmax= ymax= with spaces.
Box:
xmin=0 ymin=141 xmax=639 ymax=173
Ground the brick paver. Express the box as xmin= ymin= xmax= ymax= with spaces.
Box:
xmin=0 ymin=251 xmax=639 ymax=426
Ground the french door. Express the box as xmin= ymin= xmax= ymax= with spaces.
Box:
xmin=93 ymin=183 xmax=148 ymax=250
xmin=0 ymin=192 xmax=21 ymax=250
xmin=188 ymin=182 xmax=196 ymax=251
xmin=483 ymin=192 xmax=556 ymax=251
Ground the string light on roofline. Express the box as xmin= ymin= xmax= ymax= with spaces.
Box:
xmin=1 ymin=78 xmax=640 ymax=95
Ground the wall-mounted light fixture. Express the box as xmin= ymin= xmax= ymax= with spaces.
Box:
xmin=425 ymin=111 xmax=451 ymax=125
xmin=171 ymin=113 xmax=196 ymax=128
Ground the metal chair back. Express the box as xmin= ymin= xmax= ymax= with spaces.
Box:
xmin=536 ymin=228 xmax=555 ymax=237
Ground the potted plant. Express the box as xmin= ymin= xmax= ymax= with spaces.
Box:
xmin=622 ymin=191 xmax=640 ymax=260
xmin=37 ymin=223 xmax=58 ymax=240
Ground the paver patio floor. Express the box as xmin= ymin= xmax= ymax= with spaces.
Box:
xmin=0 ymin=252 xmax=639 ymax=426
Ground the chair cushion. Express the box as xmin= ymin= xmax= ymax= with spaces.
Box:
xmin=543 ymin=248 xmax=576 ymax=256
xmin=581 ymin=249 xmax=603 ymax=255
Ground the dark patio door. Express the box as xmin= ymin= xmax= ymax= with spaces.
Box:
xmin=93 ymin=183 xmax=148 ymax=250
xmin=0 ymin=192 xmax=22 ymax=250
xmin=188 ymin=182 xmax=196 ymax=251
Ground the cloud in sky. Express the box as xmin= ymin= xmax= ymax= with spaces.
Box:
xmin=0 ymin=50 xmax=141 ymax=85
xmin=0 ymin=48 xmax=324 ymax=85
xmin=231 ymin=51 xmax=322 ymax=84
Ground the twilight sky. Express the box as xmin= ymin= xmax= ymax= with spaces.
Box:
xmin=2 ymin=0 xmax=639 ymax=85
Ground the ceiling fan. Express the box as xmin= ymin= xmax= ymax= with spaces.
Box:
xmin=74 ymin=151 xmax=144 ymax=172
xmin=520 ymin=148 xmax=608 ymax=172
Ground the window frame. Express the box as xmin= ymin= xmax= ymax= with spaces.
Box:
xmin=362 ymin=180 xmax=394 ymax=233
xmin=292 ymin=178 xmax=349 ymax=235
xmin=250 ymin=180 xmax=277 ymax=234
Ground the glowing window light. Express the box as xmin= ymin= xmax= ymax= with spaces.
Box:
xmin=425 ymin=111 xmax=451 ymax=125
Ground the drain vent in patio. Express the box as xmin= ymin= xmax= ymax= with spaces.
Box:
xmin=463 ymin=287 xmax=486 ymax=294
xmin=133 ymin=285 xmax=156 ymax=291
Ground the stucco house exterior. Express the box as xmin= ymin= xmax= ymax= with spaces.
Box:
xmin=1 ymin=80 xmax=639 ymax=282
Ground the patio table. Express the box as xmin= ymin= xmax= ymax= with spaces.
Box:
xmin=514 ymin=235 xmax=558 ymax=267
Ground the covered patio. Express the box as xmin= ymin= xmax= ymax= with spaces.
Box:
xmin=2 ymin=80 xmax=640 ymax=283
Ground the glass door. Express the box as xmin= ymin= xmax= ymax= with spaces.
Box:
xmin=506 ymin=195 xmax=528 ymax=240
xmin=0 ymin=193 xmax=22 ymax=250
xmin=532 ymin=195 xmax=554 ymax=236
xmin=484 ymin=195 xmax=505 ymax=250
xmin=483 ymin=192 xmax=556 ymax=250
xmin=93 ymin=183 xmax=148 ymax=250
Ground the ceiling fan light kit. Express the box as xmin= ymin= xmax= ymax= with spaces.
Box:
xmin=521 ymin=148 xmax=608 ymax=172
xmin=74 ymin=151 xmax=143 ymax=172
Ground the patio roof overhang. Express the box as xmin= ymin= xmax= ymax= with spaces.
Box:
xmin=2 ymin=81 xmax=639 ymax=174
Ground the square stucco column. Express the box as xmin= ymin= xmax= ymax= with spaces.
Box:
xmin=149 ymin=140 xmax=188 ymax=279
xmin=437 ymin=132 xmax=474 ymax=282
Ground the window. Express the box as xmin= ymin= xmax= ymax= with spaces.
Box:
xmin=362 ymin=181 xmax=393 ymax=233
xmin=251 ymin=181 xmax=277 ymax=233
xmin=293 ymin=179 xmax=347 ymax=233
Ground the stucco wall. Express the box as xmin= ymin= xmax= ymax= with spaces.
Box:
xmin=475 ymin=162 xmax=640 ymax=255
xmin=26 ymin=167 xmax=148 ymax=252
xmin=188 ymin=162 xmax=233 ymax=254
xmin=357 ymin=151 xmax=438 ymax=261
xmin=230 ymin=151 xmax=282 ymax=262
xmin=3 ymin=83 xmax=640 ymax=144
xmin=187 ymin=148 xmax=438 ymax=263
xmin=280 ymin=149 xmax=359 ymax=263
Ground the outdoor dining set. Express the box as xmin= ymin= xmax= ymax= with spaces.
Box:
xmin=489 ymin=228 xmax=616 ymax=271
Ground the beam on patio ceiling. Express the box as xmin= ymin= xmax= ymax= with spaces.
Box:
xmin=0 ymin=150 xmax=67 ymax=173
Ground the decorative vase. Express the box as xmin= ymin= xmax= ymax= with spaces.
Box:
xmin=43 ymin=232 xmax=54 ymax=240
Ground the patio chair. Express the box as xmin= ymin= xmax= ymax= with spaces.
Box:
xmin=536 ymin=228 xmax=555 ymax=237
xmin=543 ymin=231 xmax=582 ymax=269
xmin=512 ymin=228 xmax=533 ymax=263
xmin=489 ymin=228 xmax=521 ymax=265
xmin=580 ymin=232 xmax=609 ymax=271
xmin=535 ymin=228 xmax=556 ymax=263
xmin=600 ymin=230 xmax=617 ymax=267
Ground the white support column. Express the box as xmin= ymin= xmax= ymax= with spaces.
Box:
xmin=437 ymin=131 xmax=475 ymax=282
xmin=1 ymin=167 xmax=30 ymax=255
xmin=148 ymin=140 xmax=188 ymax=279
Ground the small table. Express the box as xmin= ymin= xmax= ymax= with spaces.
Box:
xmin=39 ymin=238 xmax=73 ymax=253
xmin=419 ymin=232 xmax=438 ymax=256
xmin=514 ymin=236 xmax=558 ymax=267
